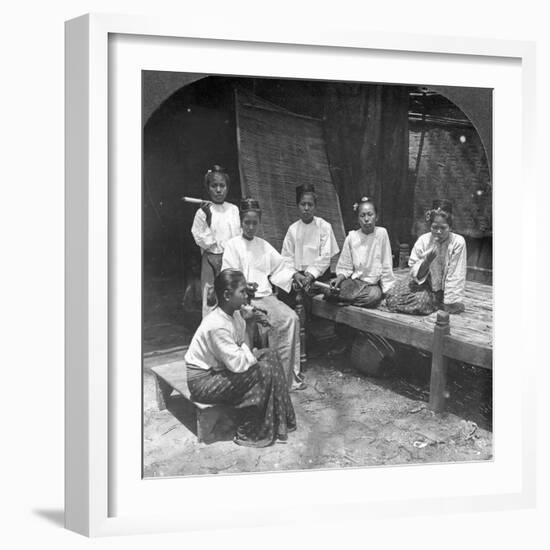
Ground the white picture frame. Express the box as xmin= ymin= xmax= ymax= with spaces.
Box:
xmin=65 ymin=12 xmax=537 ymax=537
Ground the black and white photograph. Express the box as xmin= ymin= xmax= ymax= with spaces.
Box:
xmin=142 ymin=72 xmax=493 ymax=477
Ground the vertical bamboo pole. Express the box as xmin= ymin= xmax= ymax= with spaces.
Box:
xmin=429 ymin=310 xmax=450 ymax=412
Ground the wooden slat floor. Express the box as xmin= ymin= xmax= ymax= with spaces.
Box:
xmin=311 ymin=270 xmax=493 ymax=369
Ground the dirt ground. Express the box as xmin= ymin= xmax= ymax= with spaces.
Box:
xmin=143 ymin=343 xmax=492 ymax=478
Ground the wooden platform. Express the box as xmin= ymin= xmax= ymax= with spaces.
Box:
xmin=311 ymin=271 xmax=492 ymax=412
xmin=312 ymin=272 xmax=493 ymax=370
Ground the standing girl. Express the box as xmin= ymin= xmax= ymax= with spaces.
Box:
xmin=329 ymin=196 xmax=395 ymax=308
xmin=191 ymin=165 xmax=241 ymax=311
xmin=185 ymin=269 xmax=296 ymax=447
xmin=386 ymin=199 xmax=467 ymax=315
xmin=222 ymin=198 xmax=305 ymax=391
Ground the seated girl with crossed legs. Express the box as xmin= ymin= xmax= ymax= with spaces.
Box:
xmin=281 ymin=183 xmax=340 ymax=295
xmin=329 ymin=196 xmax=395 ymax=308
xmin=185 ymin=269 xmax=296 ymax=447
xmin=386 ymin=199 xmax=467 ymax=315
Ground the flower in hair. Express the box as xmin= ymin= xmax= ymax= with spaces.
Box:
xmin=425 ymin=207 xmax=444 ymax=221
xmin=353 ymin=196 xmax=371 ymax=212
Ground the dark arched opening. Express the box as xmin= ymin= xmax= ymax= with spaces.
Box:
xmin=142 ymin=74 xmax=492 ymax=352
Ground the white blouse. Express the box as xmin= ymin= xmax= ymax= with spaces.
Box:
xmin=184 ymin=307 xmax=256 ymax=373
xmin=336 ymin=227 xmax=395 ymax=294
xmin=191 ymin=202 xmax=241 ymax=254
xmin=222 ymin=235 xmax=295 ymax=298
xmin=409 ymin=232 xmax=467 ymax=305
xmin=281 ymin=216 xmax=340 ymax=279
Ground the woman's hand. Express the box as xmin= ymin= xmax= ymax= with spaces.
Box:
xmin=293 ymin=272 xmax=307 ymax=288
xmin=303 ymin=272 xmax=315 ymax=292
xmin=416 ymin=246 xmax=437 ymax=280
xmin=240 ymin=304 xmax=255 ymax=320
xmin=329 ymin=274 xmax=345 ymax=291
xmin=425 ymin=246 xmax=437 ymax=263
xmin=252 ymin=308 xmax=271 ymax=327
xmin=241 ymin=304 xmax=270 ymax=327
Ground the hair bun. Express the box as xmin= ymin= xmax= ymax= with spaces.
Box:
xmin=425 ymin=199 xmax=454 ymax=226
xmin=295 ymin=183 xmax=316 ymax=204
xmin=240 ymin=197 xmax=261 ymax=212
xmin=431 ymin=199 xmax=453 ymax=214
xmin=204 ymin=164 xmax=230 ymax=187
xmin=353 ymin=196 xmax=374 ymax=212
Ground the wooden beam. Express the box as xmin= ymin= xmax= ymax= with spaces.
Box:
xmin=311 ymin=290 xmax=492 ymax=368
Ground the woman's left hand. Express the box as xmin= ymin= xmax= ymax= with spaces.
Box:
xmin=240 ymin=304 xmax=255 ymax=320
xmin=303 ymin=272 xmax=315 ymax=291
xmin=293 ymin=272 xmax=307 ymax=288
xmin=253 ymin=308 xmax=271 ymax=327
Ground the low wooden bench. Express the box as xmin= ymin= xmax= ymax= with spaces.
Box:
xmin=311 ymin=270 xmax=493 ymax=412
xmin=151 ymin=360 xmax=237 ymax=443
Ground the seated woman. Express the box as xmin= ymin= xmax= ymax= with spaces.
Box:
xmin=329 ymin=196 xmax=395 ymax=307
xmin=184 ymin=268 xmax=296 ymax=447
xmin=281 ymin=183 xmax=340 ymax=296
xmin=222 ymin=198 xmax=305 ymax=391
xmin=385 ymin=199 xmax=467 ymax=315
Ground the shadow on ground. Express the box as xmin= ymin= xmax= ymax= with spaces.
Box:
xmin=33 ymin=509 xmax=64 ymax=528
xmin=143 ymin=337 xmax=493 ymax=478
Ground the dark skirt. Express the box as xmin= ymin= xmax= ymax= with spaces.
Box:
xmin=187 ymin=349 xmax=297 ymax=447
xmin=385 ymin=273 xmax=441 ymax=315
xmin=200 ymin=251 xmax=223 ymax=292
xmin=325 ymin=279 xmax=383 ymax=309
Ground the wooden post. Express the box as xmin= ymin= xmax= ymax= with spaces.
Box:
xmin=295 ymin=285 xmax=307 ymax=368
xmin=429 ymin=310 xmax=450 ymax=413
xmin=398 ymin=243 xmax=410 ymax=269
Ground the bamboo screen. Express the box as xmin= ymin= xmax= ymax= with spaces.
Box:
xmin=235 ymin=89 xmax=346 ymax=254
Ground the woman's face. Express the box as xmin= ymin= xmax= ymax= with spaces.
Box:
xmin=241 ymin=211 xmax=261 ymax=240
xmin=430 ymin=214 xmax=451 ymax=243
xmin=225 ymin=278 xmax=248 ymax=310
xmin=357 ymin=202 xmax=377 ymax=234
xmin=207 ymin=173 xmax=228 ymax=204
xmin=298 ymin=193 xmax=316 ymax=223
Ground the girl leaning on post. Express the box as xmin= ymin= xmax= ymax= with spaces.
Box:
xmin=385 ymin=199 xmax=467 ymax=315
xmin=184 ymin=269 xmax=297 ymax=447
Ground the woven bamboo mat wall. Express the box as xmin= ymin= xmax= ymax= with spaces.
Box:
xmin=410 ymin=122 xmax=492 ymax=239
xmin=235 ymin=89 xmax=346 ymax=252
